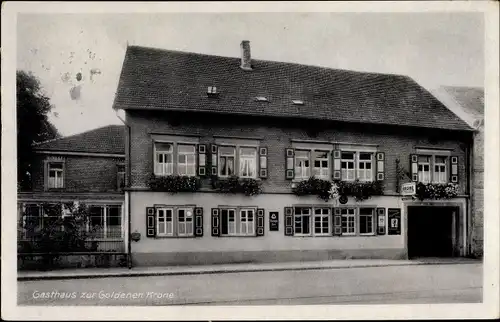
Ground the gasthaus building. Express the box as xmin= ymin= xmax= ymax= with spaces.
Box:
xmin=112 ymin=41 xmax=475 ymax=267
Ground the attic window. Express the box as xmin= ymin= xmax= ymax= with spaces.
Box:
xmin=292 ymin=100 xmax=304 ymax=105
xmin=207 ymin=86 xmax=218 ymax=96
xmin=255 ymin=97 xmax=269 ymax=102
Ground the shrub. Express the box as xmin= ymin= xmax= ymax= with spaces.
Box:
xmin=211 ymin=175 xmax=262 ymax=196
xmin=147 ymin=174 xmax=201 ymax=193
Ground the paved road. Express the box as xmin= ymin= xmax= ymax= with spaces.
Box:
xmin=17 ymin=263 xmax=482 ymax=305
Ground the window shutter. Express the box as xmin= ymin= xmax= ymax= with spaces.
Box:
xmin=210 ymin=144 xmax=218 ymax=176
xmin=332 ymin=150 xmax=341 ymax=180
xmin=256 ymin=208 xmax=265 ymax=236
xmin=284 ymin=207 xmax=294 ymax=236
xmin=376 ymin=152 xmax=385 ymax=181
xmin=450 ymin=156 xmax=459 ymax=183
xmin=146 ymin=207 xmax=156 ymax=237
xmin=376 ymin=207 xmax=386 ymax=235
xmin=197 ymin=144 xmax=207 ymax=177
xmin=259 ymin=147 xmax=268 ymax=179
xmin=333 ymin=208 xmax=342 ymax=236
xmin=211 ymin=208 xmax=220 ymax=237
xmin=285 ymin=148 xmax=295 ymax=180
xmin=410 ymin=154 xmax=418 ymax=182
xmin=194 ymin=207 xmax=204 ymax=237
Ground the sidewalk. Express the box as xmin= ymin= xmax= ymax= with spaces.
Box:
xmin=17 ymin=257 xmax=480 ymax=281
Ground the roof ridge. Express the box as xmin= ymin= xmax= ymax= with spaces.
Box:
xmin=127 ymin=44 xmax=410 ymax=80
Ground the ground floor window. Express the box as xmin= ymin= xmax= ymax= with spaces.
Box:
xmin=18 ymin=203 xmax=123 ymax=240
xmin=221 ymin=207 xmax=255 ymax=236
xmin=156 ymin=206 xmax=194 ymax=237
xmin=294 ymin=206 xmax=331 ymax=236
xmin=341 ymin=208 xmax=356 ymax=235
xmin=359 ymin=208 xmax=375 ymax=235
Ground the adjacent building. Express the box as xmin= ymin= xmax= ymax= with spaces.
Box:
xmin=112 ymin=41 xmax=475 ymax=267
xmin=17 ymin=125 xmax=126 ymax=256
xmin=432 ymin=86 xmax=484 ymax=257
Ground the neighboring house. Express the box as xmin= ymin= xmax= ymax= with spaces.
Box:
xmin=431 ymin=86 xmax=484 ymax=257
xmin=17 ymin=125 xmax=126 ymax=254
xmin=113 ymin=41 xmax=475 ymax=267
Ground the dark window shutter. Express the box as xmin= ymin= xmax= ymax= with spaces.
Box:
xmin=410 ymin=154 xmax=418 ymax=182
xmin=376 ymin=207 xmax=386 ymax=235
xmin=285 ymin=148 xmax=295 ymax=180
xmin=211 ymin=208 xmax=220 ymax=237
xmin=194 ymin=207 xmax=204 ymax=237
xmin=210 ymin=144 xmax=218 ymax=176
xmin=450 ymin=156 xmax=459 ymax=183
xmin=333 ymin=207 xmax=342 ymax=236
xmin=284 ymin=207 xmax=294 ymax=236
xmin=259 ymin=147 xmax=268 ymax=179
xmin=146 ymin=207 xmax=156 ymax=237
xmin=197 ymin=144 xmax=207 ymax=177
xmin=376 ymin=152 xmax=385 ymax=181
xmin=332 ymin=150 xmax=341 ymax=180
xmin=256 ymin=208 xmax=265 ymax=236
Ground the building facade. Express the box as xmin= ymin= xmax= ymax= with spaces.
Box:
xmin=113 ymin=42 xmax=475 ymax=267
xmin=432 ymin=86 xmax=484 ymax=257
xmin=17 ymin=125 xmax=126 ymax=258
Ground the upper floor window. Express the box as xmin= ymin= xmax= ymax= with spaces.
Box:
xmin=177 ymin=144 xmax=196 ymax=176
xmin=434 ymin=156 xmax=447 ymax=184
xmin=239 ymin=147 xmax=257 ymax=178
xmin=357 ymin=153 xmax=373 ymax=181
xmin=313 ymin=151 xmax=330 ymax=179
xmin=418 ymin=155 xmax=431 ymax=183
xmin=154 ymin=142 xmax=174 ymax=176
xmin=295 ymin=150 xmax=311 ymax=180
xmin=218 ymin=145 xmax=257 ymax=179
xmin=47 ymin=162 xmax=64 ymax=188
xmin=341 ymin=152 xmax=355 ymax=181
xmin=219 ymin=146 xmax=236 ymax=177
xmin=154 ymin=141 xmax=197 ymax=177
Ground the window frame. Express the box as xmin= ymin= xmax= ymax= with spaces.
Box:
xmin=154 ymin=142 xmax=174 ymax=176
xmin=217 ymin=142 xmax=259 ymax=179
xmin=293 ymin=206 xmax=331 ymax=237
xmin=312 ymin=150 xmax=330 ymax=180
xmin=417 ymin=155 xmax=432 ymax=184
xmin=177 ymin=144 xmax=197 ymax=177
xmin=357 ymin=152 xmax=374 ymax=182
xmin=340 ymin=151 xmax=356 ymax=181
xmin=153 ymin=140 xmax=198 ymax=177
xmin=432 ymin=155 xmax=448 ymax=184
xmin=290 ymin=143 xmax=333 ymax=182
xmin=87 ymin=204 xmax=124 ymax=240
xmin=47 ymin=162 xmax=65 ymax=189
xmin=155 ymin=205 xmax=196 ymax=238
xmin=294 ymin=150 xmax=311 ymax=180
xmin=340 ymin=207 xmax=357 ymax=236
xmin=239 ymin=146 xmax=258 ymax=179
xmin=359 ymin=207 xmax=375 ymax=236
xmin=219 ymin=206 xmax=257 ymax=237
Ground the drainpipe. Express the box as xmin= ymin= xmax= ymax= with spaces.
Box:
xmin=115 ymin=110 xmax=132 ymax=269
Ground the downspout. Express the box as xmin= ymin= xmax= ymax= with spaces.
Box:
xmin=116 ymin=110 xmax=132 ymax=269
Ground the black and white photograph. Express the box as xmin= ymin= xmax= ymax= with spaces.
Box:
xmin=2 ymin=1 xmax=499 ymax=320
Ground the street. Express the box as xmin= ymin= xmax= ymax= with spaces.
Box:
xmin=17 ymin=263 xmax=482 ymax=305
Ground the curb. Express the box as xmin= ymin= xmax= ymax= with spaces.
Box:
xmin=17 ymin=260 xmax=481 ymax=281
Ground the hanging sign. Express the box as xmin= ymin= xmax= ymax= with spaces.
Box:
xmin=269 ymin=212 xmax=279 ymax=231
xmin=388 ymin=208 xmax=401 ymax=235
xmin=401 ymin=182 xmax=416 ymax=196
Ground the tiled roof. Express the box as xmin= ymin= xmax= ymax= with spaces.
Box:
xmin=441 ymin=86 xmax=484 ymax=118
xmin=33 ymin=125 xmax=125 ymax=155
xmin=112 ymin=45 xmax=473 ymax=131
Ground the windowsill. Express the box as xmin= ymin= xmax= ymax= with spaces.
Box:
xmin=341 ymin=233 xmax=356 ymax=237
xmin=155 ymin=235 xmax=197 ymax=238
xmin=359 ymin=233 xmax=376 ymax=236
xmin=219 ymin=234 xmax=258 ymax=238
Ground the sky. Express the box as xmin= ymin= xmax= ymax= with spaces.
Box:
xmin=17 ymin=12 xmax=484 ymax=136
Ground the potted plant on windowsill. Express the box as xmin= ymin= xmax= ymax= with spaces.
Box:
xmin=210 ymin=175 xmax=262 ymax=196
xmin=147 ymin=174 xmax=201 ymax=193
xmin=292 ymin=177 xmax=384 ymax=202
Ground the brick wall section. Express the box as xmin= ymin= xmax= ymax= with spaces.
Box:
xmin=30 ymin=154 xmax=125 ymax=193
xmin=471 ymin=129 xmax=484 ymax=256
xmin=127 ymin=110 xmax=471 ymax=195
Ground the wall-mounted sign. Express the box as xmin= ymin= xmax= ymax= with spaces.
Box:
xmin=339 ymin=195 xmax=348 ymax=204
xmin=401 ymin=182 xmax=416 ymax=196
xmin=388 ymin=208 xmax=401 ymax=235
xmin=269 ymin=212 xmax=279 ymax=231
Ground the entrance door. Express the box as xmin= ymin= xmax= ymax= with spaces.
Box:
xmin=407 ymin=206 xmax=457 ymax=258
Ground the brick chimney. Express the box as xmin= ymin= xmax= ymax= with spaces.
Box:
xmin=240 ymin=40 xmax=252 ymax=70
